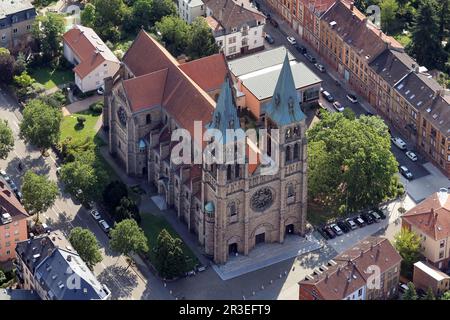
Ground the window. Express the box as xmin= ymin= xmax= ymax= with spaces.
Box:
xmin=13 ymin=28 xmax=18 ymax=34
xmin=440 ymin=240 xmax=445 ymax=248
xmin=287 ymin=185 xmax=294 ymax=198
xmin=294 ymin=143 xmax=300 ymax=160
xmin=228 ymin=36 xmax=236 ymax=44
xmin=26 ymin=25 xmax=31 ymax=30
xmin=285 ymin=145 xmax=291 ymax=162
xmin=229 ymin=203 xmax=237 ymax=216
xmin=1 ymin=34 xmax=5 ymax=42
xmin=358 ymin=289 xmax=363 ymax=296
xmin=229 ymin=46 xmax=236 ymax=54
xmin=227 ymin=165 xmax=232 ymax=181
xmin=235 ymin=164 xmax=239 ymax=178
xmin=146 ymin=114 xmax=151 ymax=124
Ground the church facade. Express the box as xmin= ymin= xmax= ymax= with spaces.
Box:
xmin=103 ymin=30 xmax=308 ymax=264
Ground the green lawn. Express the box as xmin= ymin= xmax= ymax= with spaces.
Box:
xmin=29 ymin=67 xmax=73 ymax=90
xmin=140 ymin=213 xmax=199 ymax=272
xmin=394 ymin=33 xmax=412 ymax=47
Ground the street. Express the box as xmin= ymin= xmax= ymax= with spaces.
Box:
xmin=0 ymin=88 xmax=172 ymax=300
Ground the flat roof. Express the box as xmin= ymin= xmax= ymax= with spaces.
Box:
xmin=414 ymin=261 xmax=450 ymax=281
xmin=241 ymin=61 xmax=322 ymax=100
xmin=228 ymin=46 xmax=296 ymax=77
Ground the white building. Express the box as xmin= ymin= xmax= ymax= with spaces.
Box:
xmin=62 ymin=25 xmax=120 ymax=93
xmin=204 ymin=0 xmax=265 ymax=59
xmin=178 ymin=0 xmax=205 ymax=23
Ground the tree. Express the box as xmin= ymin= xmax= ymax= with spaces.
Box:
xmin=154 ymin=229 xmax=187 ymax=279
xmin=102 ymin=180 xmax=128 ymax=211
xmin=14 ymin=52 xmax=28 ymax=75
xmin=13 ymin=71 xmax=38 ymax=99
xmin=441 ymin=291 xmax=450 ymax=300
xmin=438 ymin=0 xmax=450 ymax=41
xmin=60 ymin=152 xmax=108 ymax=203
xmin=394 ymin=227 xmax=422 ymax=277
xmin=69 ymin=227 xmax=103 ymax=269
xmin=32 ymin=13 xmax=65 ymax=61
xmin=409 ymin=0 xmax=447 ymax=70
xmin=92 ymin=0 xmax=129 ymax=42
xmin=422 ymin=287 xmax=435 ymax=300
xmin=21 ymin=171 xmax=59 ymax=222
xmin=156 ymin=16 xmax=190 ymax=57
xmin=187 ymin=17 xmax=219 ymax=59
xmin=150 ymin=0 xmax=176 ymax=24
xmin=402 ymin=282 xmax=418 ymax=300
xmin=380 ymin=0 xmax=399 ymax=34
xmin=0 ymin=48 xmax=15 ymax=83
xmin=0 ymin=269 xmax=6 ymax=284
xmin=0 ymin=120 xmax=14 ymax=160
xmin=114 ymin=197 xmax=141 ymax=223
xmin=129 ymin=0 xmax=154 ymax=31
xmin=109 ymin=219 xmax=148 ymax=269
xmin=307 ymin=112 xmax=398 ymax=213
xmin=342 ymin=107 xmax=356 ymax=120
xmin=80 ymin=3 xmax=96 ymax=28
xmin=19 ymin=99 xmax=62 ymax=154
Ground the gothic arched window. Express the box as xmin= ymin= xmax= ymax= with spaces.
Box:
xmin=294 ymin=143 xmax=300 ymax=160
xmin=287 ymin=184 xmax=295 ymax=198
xmin=286 ymin=145 xmax=291 ymax=162
xmin=229 ymin=202 xmax=237 ymax=216
xmin=235 ymin=164 xmax=240 ymax=178
xmin=227 ymin=165 xmax=232 ymax=181
xmin=146 ymin=114 xmax=151 ymax=124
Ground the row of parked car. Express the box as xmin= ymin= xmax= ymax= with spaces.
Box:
xmin=0 ymin=169 xmax=22 ymax=202
xmin=89 ymin=208 xmax=111 ymax=236
xmin=390 ymin=136 xmax=418 ymax=180
xmin=318 ymin=208 xmax=387 ymax=240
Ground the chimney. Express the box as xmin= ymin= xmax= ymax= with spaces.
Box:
xmin=350 ymin=2 xmax=354 ymax=11
xmin=67 ymin=255 xmax=72 ymax=262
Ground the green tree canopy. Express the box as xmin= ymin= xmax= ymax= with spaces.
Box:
xmin=187 ymin=17 xmax=219 ymax=59
xmin=394 ymin=227 xmax=422 ymax=277
xmin=154 ymin=229 xmax=187 ymax=279
xmin=380 ymin=0 xmax=399 ymax=34
xmin=402 ymin=282 xmax=418 ymax=300
xmin=409 ymin=0 xmax=447 ymax=69
xmin=114 ymin=197 xmax=141 ymax=223
xmin=150 ymin=0 xmax=177 ymax=24
xmin=441 ymin=291 xmax=450 ymax=300
xmin=80 ymin=3 xmax=96 ymax=28
xmin=422 ymin=287 xmax=435 ymax=300
xmin=109 ymin=219 xmax=149 ymax=267
xmin=0 ymin=48 xmax=15 ymax=83
xmin=19 ymin=99 xmax=62 ymax=153
xmin=307 ymin=112 xmax=398 ymax=213
xmin=0 ymin=270 xmax=6 ymax=284
xmin=69 ymin=227 xmax=103 ymax=269
xmin=0 ymin=120 xmax=14 ymax=160
xmin=91 ymin=0 xmax=129 ymax=42
xmin=21 ymin=171 xmax=59 ymax=221
xmin=102 ymin=180 xmax=128 ymax=211
xmin=156 ymin=16 xmax=190 ymax=57
xmin=32 ymin=13 xmax=65 ymax=61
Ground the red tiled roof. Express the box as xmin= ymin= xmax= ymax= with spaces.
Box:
xmin=403 ymin=191 xmax=450 ymax=240
xmin=204 ymin=0 xmax=265 ymax=30
xmin=0 ymin=181 xmax=29 ymax=222
xmin=63 ymin=25 xmax=118 ymax=79
xmin=205 ymin=16 xmax=223 ymax=32
xmin=122 ymin=30 xmax=215 ymax=143
xmin=179 ymin=53 xmax=228 ymax=93
xmin=122 ymin=69 xmax=168 ymax=112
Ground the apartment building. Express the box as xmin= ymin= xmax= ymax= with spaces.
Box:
xmin=15 ymin=230 xmax=111 ymax=300
xmin=298 ymin=236 xmax=402 ymax=300
xmin=204 ymin=0 xmax=265 ymax=59
xmin=413 ymin=261 xmax=450 ymax=296
xmin=0 ymin=181 xmax=29 ymax=262
xmin=402 ymin=188 xmax=450 ymax=272
xmin=178 ymin=0 xmax=206 ymax=23
xmin=0 ymin=0 xmax=36 ymax=52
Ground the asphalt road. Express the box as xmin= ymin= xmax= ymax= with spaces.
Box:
xmin=0 ymin=88 xmax=171 ymax=300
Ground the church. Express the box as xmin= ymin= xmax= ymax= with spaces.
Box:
xmin=103 ymin=30 xmax=308 ymax=264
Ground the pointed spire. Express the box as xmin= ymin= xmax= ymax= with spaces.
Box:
xmin=207 ymin=76 xmax=241 ymax=145
xmin=264 ymin=52 xmax=305 ymax=126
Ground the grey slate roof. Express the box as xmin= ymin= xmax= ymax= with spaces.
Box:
xmin=0 ymin=0 xmax=34 ymax=19
xmin=369 ymin=48 xmax=417 ymax=87
xmin=240 ymin=61 xmax=322 ymax=100
xmin=228 ymin=46 xmax=296 ymax=77
xmin=0 ymin=289 xmax=40 ymax=300
xmin=263 ymin=54 xmax=306 ymax=126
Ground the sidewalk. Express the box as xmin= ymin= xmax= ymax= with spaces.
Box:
xmin=62 ymin=95 xmax=102 ymax=116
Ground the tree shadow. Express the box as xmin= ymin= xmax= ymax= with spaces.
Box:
xmin=74 ymin=123 xmax=85 ymax=131
xmin=97 ymin=264 xmax=138 ymax=300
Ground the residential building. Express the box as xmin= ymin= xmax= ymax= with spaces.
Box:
xmin=103 ymin=30 xmax=308 ymax=264
xmin=228 ymin=46 xmax=322 ymax=118
xmin=0 ymin=289 xmax=40 ymax=300
xmin=402 ymin=188 xmax=450 ymax=271
xmin=0 ymin=181 xmax=29 ymax=262
xmin=204 ymin=0 xmax=265 ymax=59
xmin=413 ymin=261 xmax=450 ymax=296
xmin=62 ymin=25 xmax=120 ymax=93
xmin=298 ymin=236 xmax=402 ymax=300
xmin=178 ymin=0 xmax=206 ymax=23
xmin=0 ymin=0 xmax=36 ymax=52
xmin=15 ymin=230 xmax=111 ymax=300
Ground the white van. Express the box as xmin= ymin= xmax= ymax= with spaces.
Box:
xmin=391 ymin=137 xmax=407 ymax=150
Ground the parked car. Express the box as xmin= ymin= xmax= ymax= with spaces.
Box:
xmin=346 ymin=94 xmax=358 ymax=103
xmin=9 ymin=181 xmax=18 ymax=192
xmin=90 ymin=209 xmax=101 ymax=220
xmin=321 ymin=90 xmax=334 ymax=103
xmin=354 ymin=216 xmax=366 ymax=227
xmin=265 ymin=33 xmax=274 ymax=44
xmin=361 ymin=212 xmax=374 ymax=225
xmin=97 ymin=85 xmax=105 ymax=95
xmin=295 ymin=45 xmax=307 ymax=54
xmin=196 ymin=265 xmax=207 ymax=272
xmin=345 ymin=218 xmax=357 ymax=230
xmin=14 ymin=190 xmax=22 ymax=202
xmin=318 ymin=227 xmax=330 ymax=240
xmin=55 ymin=166 xmax=61 ymax=177
xmin=269 ymin=18 xmax=278 ymax=28
xmin=391 ymin=137 xmax=407 ymax=150
xmin=374 ymin=208 xmax=387 ymax=220
xmin=398 ymin=283 xmax=409 ymax=294
xmin=314 ymin=63 xmax=325 ymax=73
xmin=405 ymin=151 xmax=418 ymax=162
xmin=98 ymin=219 xmax=111 ymax=234
xmin=286 ymin=36 xmax=296 ymax=45
xmin=365 ymin=111 xmax=374 ymax=116
xmin=332 ymin=101 xmax=344 ymax=112
xmin=368 ymin=210 xmax=381 ymax=222
xmin=399 ymin=165 xmax=413 ymax=180
xmin=304 ymin=53 xmax=316 ymax=63
xmin=337 ymin=221 xmax=350 ymax=233
xmin=0 ymin=169 xmax=11 ymax=183
xmin=323 ymin=226 xmax=336 ymax=239
xmin=316 ymin=103 xmax=328 ymax=118
xmin=329 ymin=223 xmax=343 ymax=236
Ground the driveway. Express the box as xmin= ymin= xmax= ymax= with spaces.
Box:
xmin=62 ymin=95 xmax=102 ymax=116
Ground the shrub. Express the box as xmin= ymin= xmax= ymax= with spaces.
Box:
xmin=89 ymin=101 xmax=103 ymax=115
xmin=76 ymin=116 xmax=86 ymax=126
